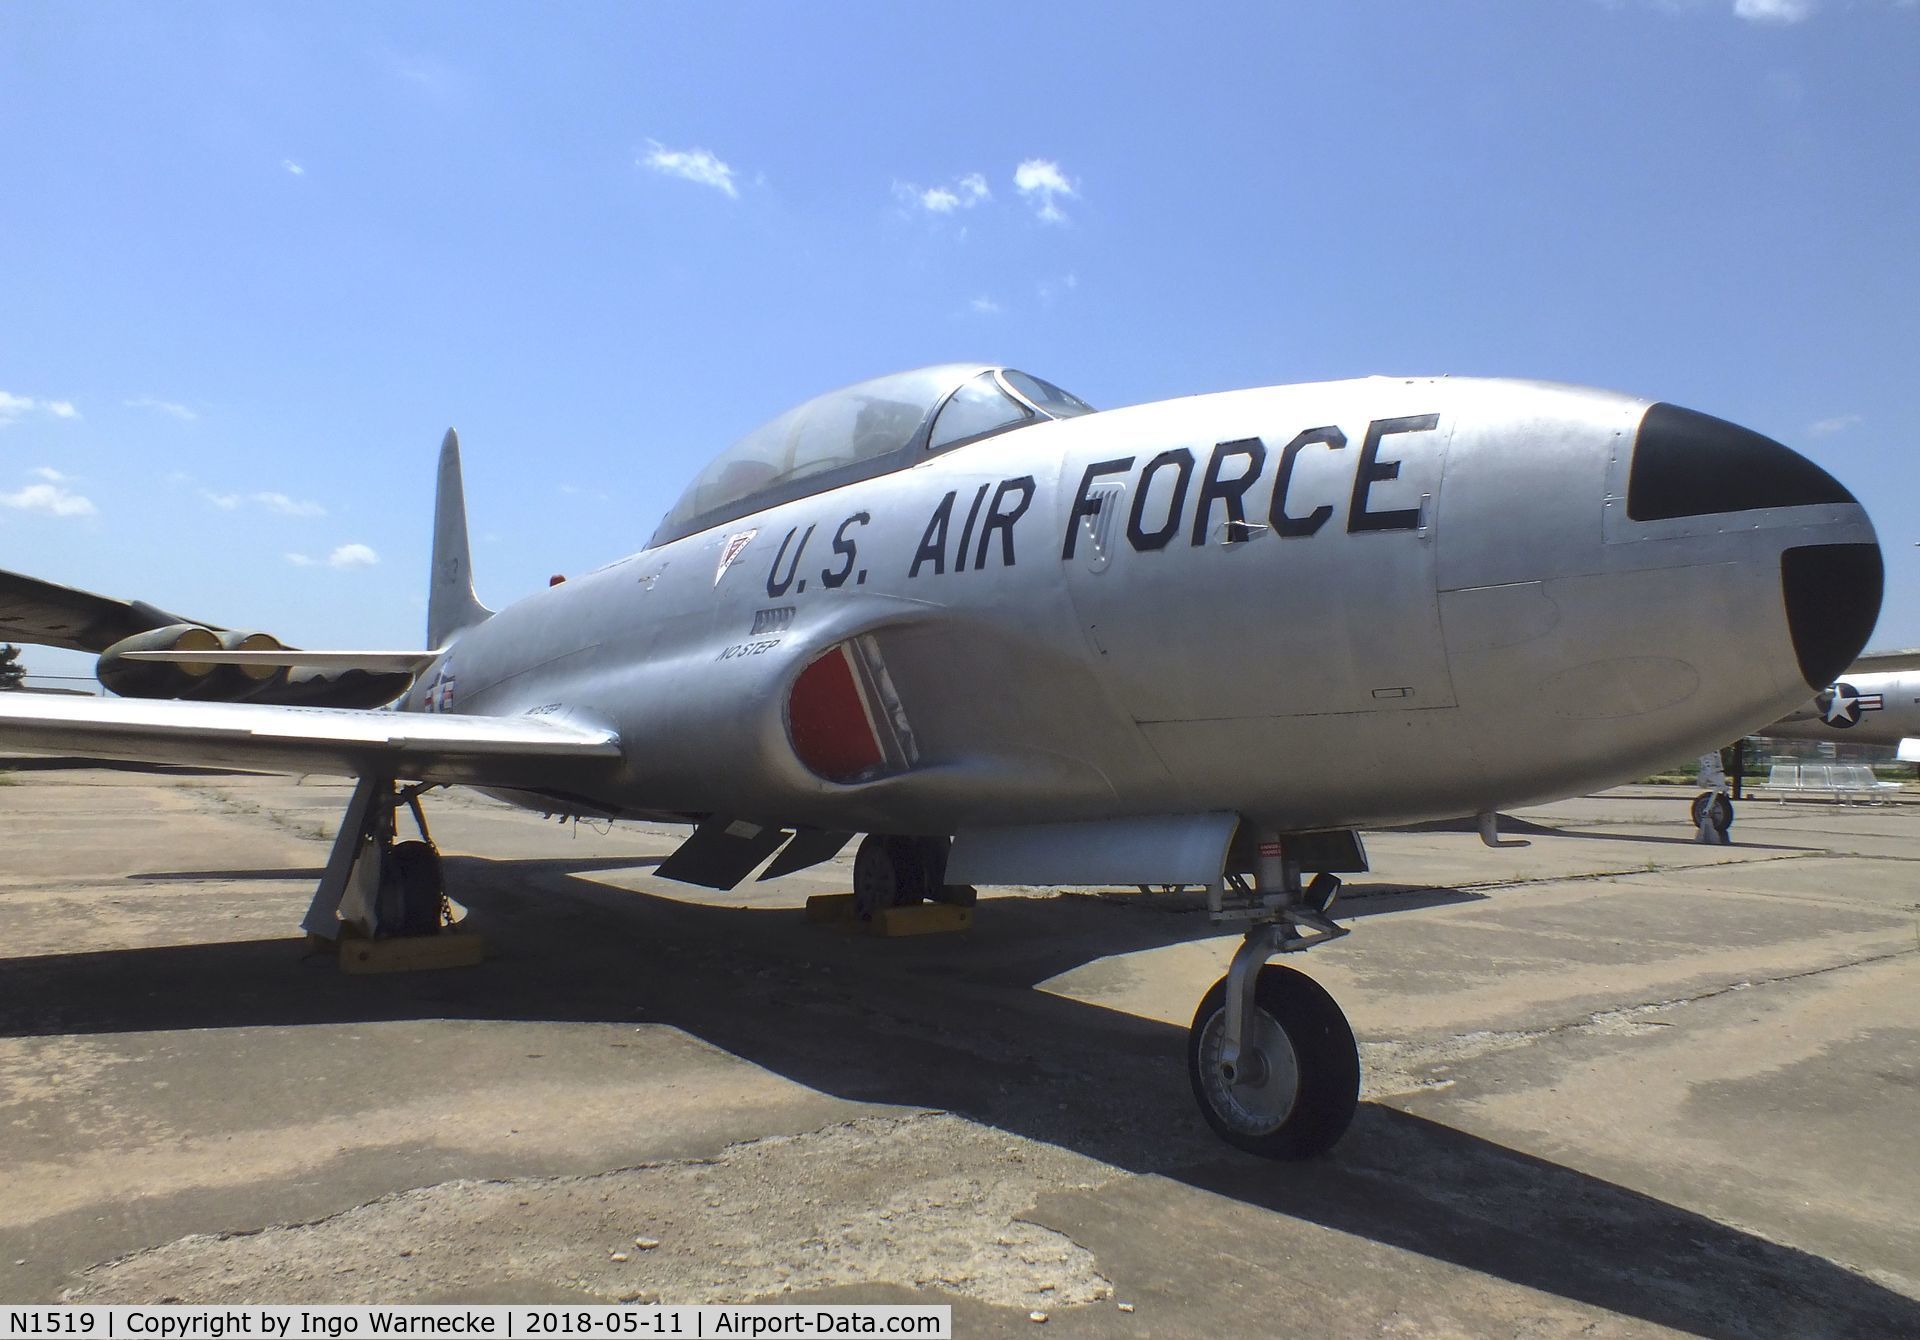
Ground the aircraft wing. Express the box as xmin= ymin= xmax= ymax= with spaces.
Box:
xmin=0 ymin=693 xmax=619 ymax=784
xmin=0 ymin=567 xmax=197 ymax=652
xmin=1850 ymin=648 xmax=1920 ymax=675
xmin=116 ymin=649 xmax=442 ymax=673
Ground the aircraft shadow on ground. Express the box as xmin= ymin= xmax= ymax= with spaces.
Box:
xmin=1397 ymin=813 xmax=1815 ymax=852
xmin=1 ymin=853 xmax=1911 ymax=1336
xmin=123 ymin=856 xmax=662 ymax=883
xmin=1562 ymin=832 xmax=1811 ymax=850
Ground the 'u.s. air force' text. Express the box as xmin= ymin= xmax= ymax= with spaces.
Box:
xmin=762 ymin=415 xmax=1438 ymax=597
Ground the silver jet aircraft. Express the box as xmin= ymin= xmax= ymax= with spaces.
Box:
xmin=1683 ymin=649 xmax=1919 ymax=833
xmin=1762 ymin=658 xmax=1920 ymax=758
xmin=0 ymin=366 xmax=1885 ymax=1158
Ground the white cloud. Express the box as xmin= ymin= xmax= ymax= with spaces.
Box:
xmin=282 ymin=159 xmax=305 ymax=176
xmin=290 ymin=547 xmax=383 ymax=570
xmin=127 ymin=396 xmax=199 ymax=421
xmin=1734 ymin=0 xmax=1814 ymax=21
xmin=641 ymin=142 xmax=739 ymax=198
xmin=1809 ymin=413 xmax=1862 ymax=436
xmin=199 ymin=488 xmax=326 ymax=516
xmin=1038 ymin=272 xmax=1080 ymax=305
xmin=31 ymin=466 xmax=68 ymax=482
xmin=969 ymin=296 xmax=1002 ymax=315
xmin=2 ymin=481 xmax=96 ymax=517
xmin=0 ymin=391 xmax=80 ymax=426
xmin=1014 ymin=158 xmax=1077 ymax=224
xmin=253 ymin=491 xmax=327 ymax=517
xmin=379 ymin=49 xmax=461 ymax=100
xmin=906 ymin=172 xmax=992 ymax=215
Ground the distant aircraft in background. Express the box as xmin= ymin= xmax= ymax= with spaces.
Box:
xmin=1687 ymin=649 xmax=1918 ymax=836
xmin=1763 ymin=654 xmax=1920 ymax=757
xmin=0 ymin=366 xmax=1884 ymax=1158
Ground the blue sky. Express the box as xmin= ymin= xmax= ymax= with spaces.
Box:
xmin=2 ymin=1 xmax=1916 ymax=685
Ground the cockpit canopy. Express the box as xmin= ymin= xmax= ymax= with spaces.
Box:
xmin=650 ymin=364 xmax=1095 ymax=547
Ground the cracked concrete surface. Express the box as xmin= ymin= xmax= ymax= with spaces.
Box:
xmin=65 ymin=1115 xmax=1115 ymax=1309
xmin=2 ymin=769 xmax=1917 ymax=1335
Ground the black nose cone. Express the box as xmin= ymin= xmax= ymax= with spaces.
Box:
xmin=1628 ymin=403 xmax=1858 ymax=521
xmin=1781 ymin=544 xmax=1883 ymax=690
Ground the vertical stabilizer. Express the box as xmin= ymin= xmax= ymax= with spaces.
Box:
xmin=428 ymin=428 xmax=494 ymax=649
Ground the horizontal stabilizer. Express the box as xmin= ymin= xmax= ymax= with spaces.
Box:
xmin=118 ymin=649 xmax=440 ymax=673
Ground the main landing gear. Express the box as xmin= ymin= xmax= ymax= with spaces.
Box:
xmin=301 ymin=774 xmax=452 ymax=942
xmin=1187 ymin=832 xmax=1361 ymax=1159
xmin=851 ymin=834 xmax=976 ymax=920
xmin=1690 ymin=789 xmax=1734 ymax=842
xmin=1692 ymin=749 xmax=1736 ymax=845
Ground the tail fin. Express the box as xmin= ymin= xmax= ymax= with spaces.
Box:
xmin=427 ymin=428 xmax=494 ymax=649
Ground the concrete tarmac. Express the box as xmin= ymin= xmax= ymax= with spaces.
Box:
xmin=1 ymin=768 xmax=1916 ymax=1336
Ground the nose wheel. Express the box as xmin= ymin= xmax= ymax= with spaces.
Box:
xmin=1185 ymin=829 xmax=1363 ymax=1158
xmin=1188 ymin=963 xmax=1359 ymax=1159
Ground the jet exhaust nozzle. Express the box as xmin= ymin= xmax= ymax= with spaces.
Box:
xmin=187 ymin=630 xmax=292 ymax=700
xmin=96 ymin=624 xmax=223 ymax=698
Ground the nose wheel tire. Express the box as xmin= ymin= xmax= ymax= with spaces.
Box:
xmin=1188 ymin=963 xmax=1360 ymax=1160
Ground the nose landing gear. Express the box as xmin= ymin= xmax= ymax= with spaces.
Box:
xmin=1187 ymin=833 xmax=1362 ymax=1159
xmin=1189 ymin=962 xmax=1359 ymax=1158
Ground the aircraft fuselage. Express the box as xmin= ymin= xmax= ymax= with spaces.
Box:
xmin=404 ymin=375 xmax=1880 ymax=835
xmin=1763 ymin=670 xmax=1920 ymax=749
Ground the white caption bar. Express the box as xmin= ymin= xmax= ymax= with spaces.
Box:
xmin=0 ymin=1308 xmax=951 ymax=1340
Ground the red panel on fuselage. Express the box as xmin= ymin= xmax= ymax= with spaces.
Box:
xmin=788 ymin=645 xmax=885 ymax=782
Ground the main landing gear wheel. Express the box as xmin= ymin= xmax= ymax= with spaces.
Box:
xmin=852 ymin=835 xmax=974 ymax=918
xmin=853 ymin=835 xmax=925 ymax=918
xmin=381 ymin=840 xmax=447 ymax=937
xmin=1690 ymin=791 xmax=1734 ymax=837
xmin=1188 ymin=963 xmax=1360 ymax=1160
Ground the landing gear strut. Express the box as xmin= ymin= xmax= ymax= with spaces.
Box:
xmin=301 ymin=774 xmax=450 ymax=940
xmin=1692 ymin=750 xmax=1735 ymax=844
xmin=851 ymin=834 xmax=976 ymax=919
xmin=1187 ymin=832 xmax=1361 ymax=1159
